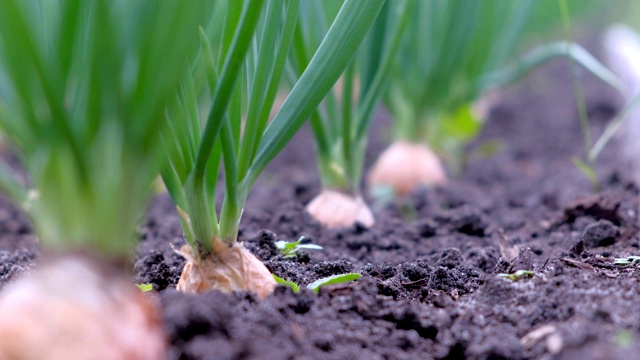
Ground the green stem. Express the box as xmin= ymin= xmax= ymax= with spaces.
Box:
xmin=309 ymin=111 xmax=332 ymax=161
xmin=477 ymin=41 xmax=625 ymax=96
xmin=589 ymin=92 xmax=640 ymax=161
xmin=254 ymin=0 xmax=300 ymax=158
xmin=193 ymin=0 xmax=265 ymax=181
xmin=244 ymin=0 xmax=386 ymax=190
xmin=2 ymin=1 xmax=87 ymax=182
xmin=354 ymin=0 xmax=411 ymax=141
xmin=218 ymin=118 xmax=241 ymax=244
xmin=237 ymin=0 xmax=281 ymax=179
xmin=317 ymin=153 xmax=350 ymax=193
xmin=341 ymin=62 xmax=354 ymax=192
xmin=559 ymin=0 xmax=591 ymax=153
xmin=0 ymin=161 xmax=28 ymax=208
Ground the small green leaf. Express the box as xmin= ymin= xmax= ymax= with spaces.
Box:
xmin=615 ymin=258 xmax=631 ymax=266
xmin=614 ymin=256 xmax=640 ymax=266
xmin=273 ymin=274 xmax=300 ymax=293
xmin=135 ymin=283 xmax=153 ymax=292
xmin=572 ymin=157 xmax=599 ymax=192
xmin=614 ymin=330 xmax=634 ymax=349
xmin=307 ymin=273 xmax=362 ymax=293
xmin=296 ymin=244 xmax=323 ymax=251
xmin=439 ymin=105 xmax=482 ymax=143
xmin=475 ymin=140 xmax=504 ymax=158
xmin=274 ymin=240 xmax=288 ymax=250
xmin=275 ymin=236 xmax=322 ymax=259
xmin=286 ymin=237 xmax=304 ymax=250
xmin=497 ymin=270 xmax=534 ymax=281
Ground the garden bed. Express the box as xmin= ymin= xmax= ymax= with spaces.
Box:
xmin=2 ymin=58 xmax=639 ymax=359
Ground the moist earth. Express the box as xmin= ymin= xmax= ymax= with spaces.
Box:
xmin=1 ymin=59 xmax=640 ymax=360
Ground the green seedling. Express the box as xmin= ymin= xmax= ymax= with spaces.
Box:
xmin=307 ymin=273 xmax=362 ymax=293
xmin=614 ymin=329 xmax=634 ymax=349
xmin=498 ymin=270 xmax=535 ymax=281
xmin=613 ymin=256 xmax=640 ymax=266
xmin=273 ymin=274 xmax=300 ymax=293
xmin=275 ymin=236 xmax=323 ymax=259
xmin=135 ymin=284 xmax=154 ymax=292
xmin=273 ymin=273 xmax=362 ymax=294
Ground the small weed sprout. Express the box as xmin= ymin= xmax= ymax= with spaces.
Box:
xmin=498 ymin=270 xmax=535 ymax=281
xmin=272 ymin=273 xmax=362 ymax=294
xmin=613 ymin=256 xmax=640 ymax=266
xmin=135 ymin=284 xmax=154 ymax=292
xmin=273 ymin=275 xmax=300 ymax=293
xmin=275 ymin=236 xmax=323 ymax=259
xmin=307 ymin=273 xmax=362 ymax=293
xmin=614 ymin=329 xmax=634 ymax=349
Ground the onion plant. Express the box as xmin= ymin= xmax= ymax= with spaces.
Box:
xmin=369 ymin=0 xmax=624 ymax=198
xmin=368 ymin=0 xmax=536 ymax=197
xmin=161 ymin=0 xmax=385 ymax=297
xmin=286 ymin=0 xmax=411 ymax=228
xmin=598 ymin=24 xmax=640 ymax=183
xmin=0 ymin=0 xmax=206 ymax=358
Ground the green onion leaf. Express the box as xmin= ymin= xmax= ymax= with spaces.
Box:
xmin=307 ymin=273 xmax=362 ymax=293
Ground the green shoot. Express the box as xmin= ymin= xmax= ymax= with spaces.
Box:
xmin=0 ymin=0 xmax=206 ymax=259
xmin=289 ymin=0 xmax=411 ymax=228
xmin=307 ymin=273 xmax=362 ymax=293
xmin=560 ymin=0 xmax=591 ymax=149
xmin=589 ymin=93 xmax=640 ymax=162
xmin=135 ymin=283 xmax=154 ymax=292
xmin=573 ymin=157 xmax=600 ymax=192
xmin=591 ymin=24 xmax=640 ymax=170
xmin=273 ymin=273 xmax=362 ymax=294
xmin=161 ymin=0 xmax=385 ymax=295
xmin=613 ymin=256 xmax=640 ymax=266
xmin=275 ymin=236 xmax=323 ymax=259
xmin=559 ymin=0 xmax=598 ymax=192
xmin=164 ymin=0 xmax=385 ymax=248
xmin=614 ymin=330 xmax=634 ymax=349
xmin=498 ymin=270 xmax=535 ymax=281
xmin=273 ymin=275 xmax=300 ymax=293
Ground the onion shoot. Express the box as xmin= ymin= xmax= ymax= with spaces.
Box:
xmin=161 ymin=0 xmax=385 ymax=296
xmin=288 ymin=0 xmax=411 ymax=228
xmin=372 ymin=0 xmax=623 ymax=198
xmin=0 ymin=0 xmax=206 ymax=358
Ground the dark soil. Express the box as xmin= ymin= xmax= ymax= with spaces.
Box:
xmin=2 ymin=58 xmax=640 ymax=359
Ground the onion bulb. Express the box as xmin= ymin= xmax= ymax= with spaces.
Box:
xmin=305 ymin=189 xmax=375 ymax=228
xmin=176 ymin=241 xmax=276 ymax=299
xmin=367 ymin=141 xmax=447 ymax=197
xmin=0 ymin=254 xmax=166 ymax=360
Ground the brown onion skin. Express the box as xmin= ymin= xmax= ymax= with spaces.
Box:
xmin=0 ymin=252 xmax=167 ymax=360
xmin=176 ymin=241 xmax=276 ymax=299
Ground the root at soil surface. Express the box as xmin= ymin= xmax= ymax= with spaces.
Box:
xmin=305 ymin=189 xmax=375 ymax=228
xmin=176 ymin=242 xmax=276 ymax=299
xmin=368 ymin=141 xmax=447 ymax=197
xmin=0 ymin=254 xmax=166 ymax=360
